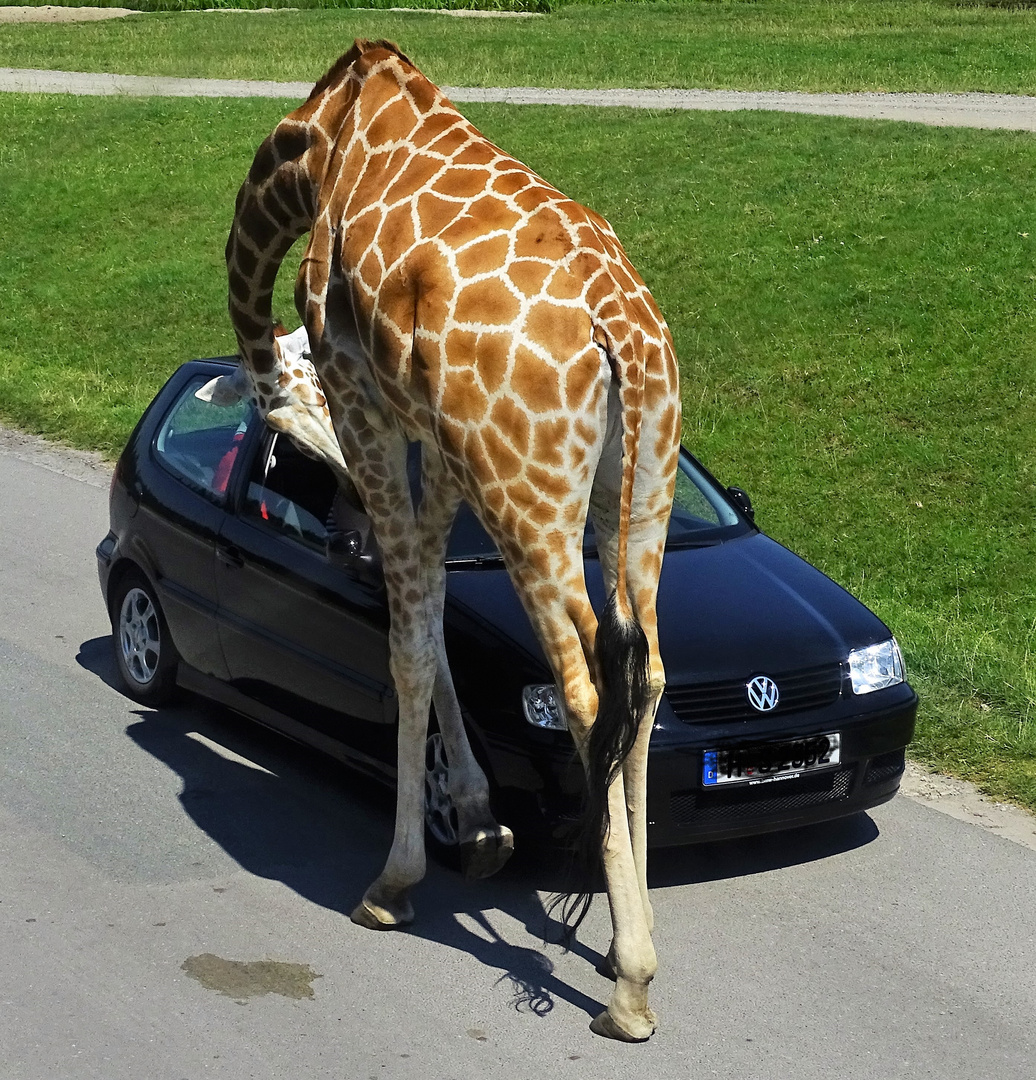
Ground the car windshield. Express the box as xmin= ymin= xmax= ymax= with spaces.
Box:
xmin=445 ymin=449 xmax=744 ymax=563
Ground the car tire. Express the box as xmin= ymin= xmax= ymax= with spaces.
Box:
xmin=110 ymin=569 xmax=179 ymax=706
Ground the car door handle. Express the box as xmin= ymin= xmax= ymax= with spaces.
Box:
xmin=216 ymin=544 xmax=244 ymax=569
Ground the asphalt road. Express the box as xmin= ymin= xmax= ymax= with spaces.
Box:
xmin=0 ymin=428 xmax=1034 ymax=1079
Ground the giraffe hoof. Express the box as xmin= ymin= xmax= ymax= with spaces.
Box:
xmin=459 ymin=825 xmax=514 ymax=880
xmin=349 ymin=895 xmax=414 ymax=931
xmin=589 ymin=1007 xmax=656 ymax=1042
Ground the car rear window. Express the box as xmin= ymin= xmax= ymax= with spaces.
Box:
xmin=153 ymin=376 xmax=253 ymax=503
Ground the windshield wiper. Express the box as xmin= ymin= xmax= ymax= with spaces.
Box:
xmin=445 ymin=553 xmax=505 ymax=569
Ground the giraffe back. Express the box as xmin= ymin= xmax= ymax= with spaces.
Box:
xmin=289 ymin=43 xmax=680 ymax=570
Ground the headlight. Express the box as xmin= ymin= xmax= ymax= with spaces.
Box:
xmin=848 ymin=639 xmax=905 ymax=695
xmin=522 ymin=684 xmax=567 ymax=730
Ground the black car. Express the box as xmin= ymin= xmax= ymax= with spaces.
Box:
xmin=97 ymin=359 xmax=917 ymax=850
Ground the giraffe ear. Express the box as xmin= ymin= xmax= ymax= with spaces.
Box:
xmin=195 ymin=366 xmax=250 ymax=407
xmin=273 ymin=325 xmax=312 ymax=366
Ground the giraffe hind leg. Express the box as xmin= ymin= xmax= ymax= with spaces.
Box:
xmin=431 ymin=647 xmax=514 ymax=881
xmin=513 ymin=576 xmax=657 ymax=1042
xmin=419 ymin=448 xmax=513 ymax=880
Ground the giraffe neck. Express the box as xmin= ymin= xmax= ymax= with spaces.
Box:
xmin=225 ymin=124 xmax=325 ymax=377
xmin=226 ymin=42 xmax=416 ymax=374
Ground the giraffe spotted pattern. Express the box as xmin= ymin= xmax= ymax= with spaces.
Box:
xmin=225 ymin=40 xmax=680 ymax=1042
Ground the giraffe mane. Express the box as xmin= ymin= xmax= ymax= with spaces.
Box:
xmin=307 ymin=39 xmax=416 ymax=102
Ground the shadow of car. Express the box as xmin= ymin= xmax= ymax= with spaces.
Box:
xmin=97 ymin=358 xmax=917 ymax=854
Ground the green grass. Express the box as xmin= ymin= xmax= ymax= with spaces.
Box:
xmin=1 ymin=2 xmax=1035 ymax=94
xmin=0 ymin=93 xmax=1033 ymax=810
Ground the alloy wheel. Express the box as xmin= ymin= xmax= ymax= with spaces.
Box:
xmin=118 ymin=587 xmax=162 ymax=686
xmin=424 ymin=732 xmax=460 ymax=847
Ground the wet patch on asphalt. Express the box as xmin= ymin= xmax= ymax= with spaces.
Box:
xmin=181 ymin=953 xmax=322 ymax=1000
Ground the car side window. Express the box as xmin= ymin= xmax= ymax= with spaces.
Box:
xmin=669 ymin=454 xmax=740 ymax=532
xmin=153 ymin=377 xmax=253 ymax=503
xmin=243 ymin=434 xmax=342 ymax=552
xmin=672 ymin=469 xmax=724 ymax=527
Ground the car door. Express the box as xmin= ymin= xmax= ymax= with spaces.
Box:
xmin=214 ymin=430 xmax=398 ymax=772
xmin=137 ymin=370 xmax=254 ymax=679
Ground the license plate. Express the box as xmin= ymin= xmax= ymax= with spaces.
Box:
xmin=702 ymin=733 xmax=841 ymax=787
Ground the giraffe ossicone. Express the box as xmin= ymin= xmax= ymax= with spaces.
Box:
xmin=225 ymin=38 xmax=680 ymax=1042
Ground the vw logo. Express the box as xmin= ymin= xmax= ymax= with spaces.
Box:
xmin=746 ymin=675 xmax=780 ymax=712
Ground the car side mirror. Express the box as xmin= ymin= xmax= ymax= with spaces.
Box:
xmin=326 ymin=529 xmax=381 ymax=583
xmin=726 ymin=486 xmax=756 ymax=524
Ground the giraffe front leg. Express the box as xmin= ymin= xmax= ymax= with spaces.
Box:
xmin=351 ymin=651 xmax=434 ymax=930
xmin=348 ymin=453 xmax=437 ymax=931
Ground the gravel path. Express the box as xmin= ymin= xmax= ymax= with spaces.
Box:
xmin=3 ymin=65 xmax=1036 ymax=130
xmin=0 ymin=4 xmax=142 ymax=21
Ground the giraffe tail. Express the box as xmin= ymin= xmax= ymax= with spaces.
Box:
xmin=553 ymin=341 xmax=652 ymax=941
xmin=552 ymin=597 xmax=650 ymax=941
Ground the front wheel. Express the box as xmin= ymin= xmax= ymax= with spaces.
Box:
xmin=110 ymin=569 xmax=179 ymax=705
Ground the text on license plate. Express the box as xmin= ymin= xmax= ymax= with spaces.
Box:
xmin=702 ymin=733 xmax=841 ymax=787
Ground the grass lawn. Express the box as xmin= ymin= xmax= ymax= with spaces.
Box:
xmin=0 ymin=2 xmax=1035 ymax=94
xmin=0 ymin=92 xmax=1033 ymax=810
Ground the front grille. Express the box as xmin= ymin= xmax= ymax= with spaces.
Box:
xmin=666 ymin=662 xmax=844 ymax=724
xmin=670 ymin=765 xmax=855 ymax=826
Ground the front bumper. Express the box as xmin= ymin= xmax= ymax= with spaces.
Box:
xmin=493 ymin=687 xmax=918 ymax=849
xmin=644 ymin=691 xmax=918 ymax=846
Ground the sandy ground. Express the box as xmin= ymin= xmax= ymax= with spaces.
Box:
xmin=901 ymin=762 xmax=1036 ymax=852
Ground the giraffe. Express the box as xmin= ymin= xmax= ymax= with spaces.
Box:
xmin=221 ymin=39 xmax=681 ymax=1041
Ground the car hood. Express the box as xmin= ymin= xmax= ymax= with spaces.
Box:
xmin=445 ymin=532 xmax=891 ymax=686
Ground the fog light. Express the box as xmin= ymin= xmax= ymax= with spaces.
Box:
xmin=522 ymin=685 xmax=567 ymax=730
xmin=848 ymin=639 xmax=905 ymax=695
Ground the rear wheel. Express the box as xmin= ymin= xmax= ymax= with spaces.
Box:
xmin=110 ymin=569 xmax=179 ymax=706
xmin=424 ymin=729 xmax=460 ymax=853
